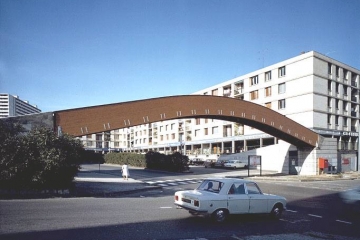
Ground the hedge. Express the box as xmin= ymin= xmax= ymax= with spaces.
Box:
xmin=104 ymin=151 xmax=189 ymax=172
xmin=104 ymin=152 xmax=146 ymax=167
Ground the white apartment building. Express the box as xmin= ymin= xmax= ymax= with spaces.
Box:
xmin=80 ymin=51 xmax=359 ymax=158
xmin=0 ymin=94 xmax=41 ymax=118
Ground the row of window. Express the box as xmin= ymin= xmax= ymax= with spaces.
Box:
xmin=250 ymin=83 xmax=286 ymax=100
xmin=328 ymin=63 xmax=358 ymax=81
xmin=250 ymin=66 xmax=286 ymax=86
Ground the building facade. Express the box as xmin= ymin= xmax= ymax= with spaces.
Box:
xmin=80 ymin=51 xmax=359 ymax=158
xmin=0 ymin=94 xmax=41 ymax=118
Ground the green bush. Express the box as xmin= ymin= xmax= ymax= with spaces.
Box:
xmin=145 ymin=151 xmax=189 ymax=172
xmin=79 ymin=151 xmax=104 ymax=164
xmin=0 ymin=121 xmax=83 ymax=191
xmin=104 ymin=152 xmax=146 ymax=167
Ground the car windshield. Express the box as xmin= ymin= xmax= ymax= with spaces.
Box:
xmin=197 ymin=180 xmax=224 ymax=193
xmin=228 ymin=160 xmax=235 ymax=163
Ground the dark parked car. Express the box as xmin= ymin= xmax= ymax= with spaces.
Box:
xmin=189 ymin=158 xmax=205 ymax=166
xmin=204 ymin=159 xmax=216 ymax=168
xmin=214 ymin=159 xmax=228 ymax=168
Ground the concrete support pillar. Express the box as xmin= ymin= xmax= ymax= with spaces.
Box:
xmin=260 ymin=138 xmax=263 ymax=148
xmin=232 ymin=140 xmax=235 ymax=153
xmin=244 ymin=140 xmax=247 ymax=151
xmin=221 ymin=142 xmax=224 ymax=154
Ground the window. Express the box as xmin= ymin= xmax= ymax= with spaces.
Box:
xmin=336 ymin=66 xmax=340 ymax=77
xmin=278 ymin=66 xmax=286 ymax=77
xmin=328 ymin=63 xmax=332 ymax=74
xmin=171 ymin=133 xmax=175 ymax=139
xmin=195 ymin=129 xmax=200 ymax=137
xmin=343 ymin=86 xmax=348 ymax=96
xmin=336 ymin=99 xmax=339 ymax=110
xmin=246 ymin=182 xmax=261 ymax=194
xmin=204 ymin=119 xmax=208 ymax=123
xmin=327 ymin=114 xmax=331 ymax=125
xmin=343 ymin=117 xmax=348 ymax=127
xmin=250 ymin=90 xmax=258 ymax=100
xmin=343 ymin=102 xmax=347 ymax=112
xmin=335 ymin=115 xmax=339 ymax=125
xmin=265 ymin=102 xmax=271 ymax=108
xmin=212 ymin=126 xmax=218 ymax=134
xmin=228 ymin=183 xmax=245 ymax=195
xmin=204 ymin=128 xmax=208 ymax=135
xmin=171 ymin=123 xmax=175 ymax=130
xmin=278 ymin=99 xmax=286 ymax=109
xmin=265 ymin=86 xmax=271 ymax=97
xmin=278 ymin=83 xmax=286 ymax=94
xmin=250 ymin=75 xmax=259 ymax=86
xmin=265 ymin=71 xmax=272 ymax=81
xmin=195 ymin=118 xmax=201 ymax=125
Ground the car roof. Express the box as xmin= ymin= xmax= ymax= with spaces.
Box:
xmin=203 ymin=178 xmax=253 ymax=184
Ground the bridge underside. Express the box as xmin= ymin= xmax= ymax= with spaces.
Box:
xmin=54 ymin=95 xmax=319 ymax=148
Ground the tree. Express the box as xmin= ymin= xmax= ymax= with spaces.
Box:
xmin=0 ymin=120 xmax=83 ymax=191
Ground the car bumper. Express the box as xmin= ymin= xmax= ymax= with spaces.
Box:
xmin=174 ymin=203 xmax=209 ymax=214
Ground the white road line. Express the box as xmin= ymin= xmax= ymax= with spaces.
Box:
xmin=308 ymin=214 xmax=322 ymax=218
xmin=336 ymin=220 xmax=352 ymax=224
xmin=167 ymin=182 xmax=178 ymax=186
xmin=160 ymin=207 xmax=172 ymax=209
xmin=286 ymin=209 xmax=298 ymax=213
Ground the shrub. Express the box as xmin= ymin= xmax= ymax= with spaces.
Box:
xmin=0 ymin=121 xmax=83 ymax=191
xmin=104 ymin=152 xmax=146 ymax=167
xmin=145 ymin=151 xmax=189 ymax=172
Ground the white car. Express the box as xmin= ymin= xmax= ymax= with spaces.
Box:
xmin=174 ymin=178 xmax=286 ymax=222
xmin=224 ymin=160 xmax=248 ymax=169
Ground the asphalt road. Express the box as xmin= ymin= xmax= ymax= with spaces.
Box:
xmin=1 ymin=165 xmax=360 ymax=240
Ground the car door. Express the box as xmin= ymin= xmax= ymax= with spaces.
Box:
xmin=227 ymin=183 xmax=249 ymax=214
xmin=245 ymin=182 xmax=268 ymax=213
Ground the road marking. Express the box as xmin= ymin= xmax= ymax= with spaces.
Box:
xmin=160 ymin=207 xmax=172 ymax=209
xmin=308 ymin=214 xmax=322 ymax=218
xmin=336 ymin=220 xmax=352 ymax=224
xmin=286 ymin=209 xmax=298 ymax=213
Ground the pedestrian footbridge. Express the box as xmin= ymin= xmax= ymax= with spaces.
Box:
xmin=54 ymin=95 xmax=319 ymax=148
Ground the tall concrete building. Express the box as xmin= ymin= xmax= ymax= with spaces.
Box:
xmin=0 ymin=94 xmax=41 ymax=118
xmin=80 ymin=51 xmax=359 ymax=160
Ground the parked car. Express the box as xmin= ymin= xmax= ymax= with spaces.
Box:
xmin=340 ymin=186 xmax=360 ymax=212
xmin=189 ymin=158 xmax=204 ymax=166
xmin=174 ymin=178 xmax=287 ymax=222
xmin=214 ymin=159 xmax=228 ymax=168
xmin=224 ymin=160 xmax=248 ymax=169
xmin=204 ymin=159 xmax=216 ymax=168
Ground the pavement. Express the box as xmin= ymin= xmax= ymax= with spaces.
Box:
xmin=72 ymin=165 xmax=360 ymax=197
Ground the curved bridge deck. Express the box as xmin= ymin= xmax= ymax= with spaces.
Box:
xmin=54 ymin=95 xmax=319 ymax=148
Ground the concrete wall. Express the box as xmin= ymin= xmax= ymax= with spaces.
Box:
xmin=217 ymin=137 xmax=338 ymax=176
xmin=1 ymin=112 xmax=54 ymax=132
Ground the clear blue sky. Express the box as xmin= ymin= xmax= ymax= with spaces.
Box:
xmin=1 ymin=0 xmax=359 ymax=112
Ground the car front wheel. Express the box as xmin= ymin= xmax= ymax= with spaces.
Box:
xmin=212 ymin=209 xmax=228 ymax=223
xmin=270 ymin=204 xmax=283 ymax=220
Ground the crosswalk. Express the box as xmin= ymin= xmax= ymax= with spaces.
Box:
xmin=145 ymin=178 xmax=203 ymax=187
